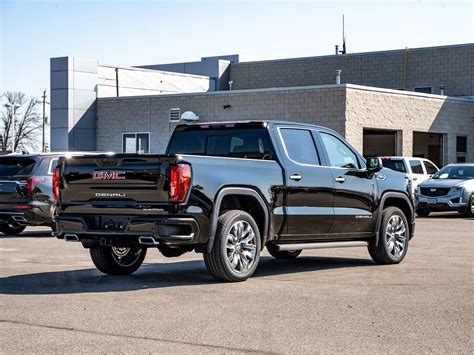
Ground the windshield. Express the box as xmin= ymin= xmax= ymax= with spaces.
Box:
xmin=432 ymin=165 xmax=474 ymax=180
xmin=381 ymin=159 xmax=407 ymax=173
xmin=0 ymin=157 xmax=36 ymax=177
xmin=167 ymin=128 xmax=274 ymax=160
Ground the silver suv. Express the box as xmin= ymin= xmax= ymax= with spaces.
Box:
xmin=415 ymin=163 xmax=474 ymax=217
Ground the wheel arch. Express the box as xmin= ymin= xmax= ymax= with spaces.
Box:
xmin=375 ymin=192 xmax=414 ymax=246
xmin=206 ymin=187 xmax=269 ymax=253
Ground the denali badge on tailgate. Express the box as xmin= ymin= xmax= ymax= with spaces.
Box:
xmin=92 ymin=171 xmax=126 ymax=180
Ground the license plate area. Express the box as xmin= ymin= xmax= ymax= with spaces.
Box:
xmin=83 ymin=216 xmax=130 ymax=231
xmin=427 ymin=198 xmax=437 ymax=205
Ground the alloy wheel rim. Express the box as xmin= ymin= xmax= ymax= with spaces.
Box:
xmin=111 ymin=247 xmax=143 ymax=267
xmin=226 ymin=220 xmax=257 ymax=274
xmin=385 ymin=215 xmax=407 ymax=258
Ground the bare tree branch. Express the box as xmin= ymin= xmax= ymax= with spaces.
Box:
xmin=1 ymin=92 xmax=42 ymax=154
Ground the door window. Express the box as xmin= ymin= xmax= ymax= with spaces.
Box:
xmin=423 ymin=161 xmax=438 ymax=175
xmin=280 ymin=129 xmax=319 ymax=165
xmin=409 ymin=159 xmax=424 ymax=174
xmin=320 ymin=133 xmax=359 ymax=169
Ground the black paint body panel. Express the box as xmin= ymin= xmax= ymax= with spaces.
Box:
xmin=54 ymin=121 xmax=415 ymax=250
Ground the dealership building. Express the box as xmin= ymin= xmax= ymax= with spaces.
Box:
xmin=50 ymin=43 xmax=473 ymax=166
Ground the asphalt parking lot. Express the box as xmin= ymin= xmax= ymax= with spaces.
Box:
xmin=1 ymin=212 xmax=472 ymax=354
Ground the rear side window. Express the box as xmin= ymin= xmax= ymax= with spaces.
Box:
xmin=280 ymin=128 xmax=319 ymax=165
xmin=167 ymin=128 xmax=274 ymax=160
xmin=409 ymin=160 xmax=424 ymax=174
xmin=0 ymin=158 xmax=36 ymax=177
xmin=382 ymin=159 xmax=407 ymax=173
xmin=423 ymin=161 xmax=438 ymax=175
xmin=48 ymin=158 xmax=59 ymax=174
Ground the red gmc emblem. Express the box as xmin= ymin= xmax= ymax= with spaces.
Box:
xmin=92 ymin=171 xmax=126 ymax=180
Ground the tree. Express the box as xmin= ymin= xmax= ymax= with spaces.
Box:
xmin=1 ymin=92 xmax=42 ymax=154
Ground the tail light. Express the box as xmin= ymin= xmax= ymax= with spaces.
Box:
xmin=52 ymin=167 xmax=60 ymax=201
xmin=169 ymin=164 xmax=191 ymax=203
xmin=20 ymin=177 xmax=45 ymax=196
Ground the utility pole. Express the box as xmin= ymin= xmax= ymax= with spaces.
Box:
xmin=42 ymin=89 xmax=47 ymax=152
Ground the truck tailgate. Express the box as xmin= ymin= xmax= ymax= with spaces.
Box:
xmin=60 ymin=155 xmax=175 ymax=206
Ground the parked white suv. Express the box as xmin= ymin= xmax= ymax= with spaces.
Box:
xmin=381 ymin=157 xmax=440 ymax=194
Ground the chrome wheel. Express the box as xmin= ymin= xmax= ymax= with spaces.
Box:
xmin=111 ymin=247 xmax=143 ymax=267
xmin=226 ymin=220 xmax=257 ymax=274
xmin=385 ymin=215 xmax=407 ymax=258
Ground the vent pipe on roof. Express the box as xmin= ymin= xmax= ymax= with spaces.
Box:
xmin=440 ymin=85 xmax=445 ymax=95
xmin=335 ymin=70 xmax=342 ymax=85
xmin=335 ymin=45 xmax=339 ymax=55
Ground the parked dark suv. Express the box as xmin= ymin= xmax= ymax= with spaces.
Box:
xmin=0 ymin=153 xmax=86 ymax=235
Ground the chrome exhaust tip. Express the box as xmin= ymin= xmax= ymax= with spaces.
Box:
xmin=12 ymin=216 xmax=27 ymax=223
xmin=64 ymin=234 xmax=80 ymax=242
xmin=138 ymin=236 xmax=158 ymax=246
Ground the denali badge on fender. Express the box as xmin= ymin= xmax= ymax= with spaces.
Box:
xmin=92 ymin=171 xmax=126 ymax=180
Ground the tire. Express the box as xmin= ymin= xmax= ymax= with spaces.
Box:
xmin=90 ymin=245 xmax=146 ymax=275
xmin=266 ymin=243 xmax=301 ymax=259
xmin=204 ymin=210 xmax=261 ymax=282
xmin=463 ymin=195 xmax=473 ymax=218
xmin=0 ymin=223 xmax=27 ymax=235
xmin=368 ymin=206 xmax=409 ymax=265
xmin=416 ymin=208 xmax=431 ymax=217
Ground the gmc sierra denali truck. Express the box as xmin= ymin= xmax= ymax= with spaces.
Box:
xmin=53 ymin=121 xmax=415 ymax=282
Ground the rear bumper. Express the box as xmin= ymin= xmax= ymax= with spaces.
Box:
xmin=0 ymin=206 xmax=51 ymax=225
xmin=53 ymin=215 xmax=201 ymax=245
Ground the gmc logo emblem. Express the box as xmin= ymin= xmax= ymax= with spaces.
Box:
xmin=92 ymin=171 xmax=126 ymax=180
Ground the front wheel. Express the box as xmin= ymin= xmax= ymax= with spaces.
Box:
xmin=368 ymin=207 xmax=409 ymax=264
xmin=204 ymin=210 xmax=261 ymax=282
xmin=90 ymin=246 xmax=146 ymax=275
xmin=463 ymin=195 xmax=473 ymax=217
xmin=266 ymin=243 xmax=301 ymax=259
xmin=0 ymin=223 xmax=27 ymax=235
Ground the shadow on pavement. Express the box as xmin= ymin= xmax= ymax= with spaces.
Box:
xmin=416 ymin=212 xmax=473 ymax=220
xmin=0 ymin=256 xmax=373 ymax=295
xmin=0 ymin=231 xmax=53 ymax=239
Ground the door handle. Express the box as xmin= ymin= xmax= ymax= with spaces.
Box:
xmin=335 ymin=176 xmax=346 ymax=183
xmin=289 ymin=174 xmax=302 ymax=181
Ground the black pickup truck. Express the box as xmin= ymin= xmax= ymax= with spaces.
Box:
xmin=54 ymin=121 xmax=415 ymax=282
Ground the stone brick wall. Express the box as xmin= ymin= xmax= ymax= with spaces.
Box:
xmin=97 ymin=84 xmax=473 ymax=165
xmin=230 ymin=44 xmax=473 ymax=97
xmin=97 ymin=85 xmax=346 ymax=153
xmin=345 ymin=85 xmax=474 ymax=164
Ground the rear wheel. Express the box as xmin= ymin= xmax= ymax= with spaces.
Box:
xmin=368 ymin=207 xmax=409 ymax=264
xmin=416 ymin=208 xmax=431 ymax=217
xmin=204 ymin=210 xmax=261 ymax=282
xmin=266 ymin=243 xmax=301 ymax=259
xmin=90 ymin=246 xmax=146 ymax=275
xmin=0 ymin=223 xmax=27 ymax=235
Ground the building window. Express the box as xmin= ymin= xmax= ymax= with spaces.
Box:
xmin=414 ymin=86 xmax=432 ymax=94
xmin=456 ymin=136 xmax=467 ymax=163
xmin=122 ymin=133 xmax=150 ymax=154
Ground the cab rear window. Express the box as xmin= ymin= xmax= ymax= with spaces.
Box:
xmin=167 ymin=128 xmax=274 ymax=160
xmin=0 ymin=157 xmax=36 ymax=177
xmin=382 ymin=159 xmax=407 ymax=173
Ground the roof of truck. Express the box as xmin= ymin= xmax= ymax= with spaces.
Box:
xmin=175 ymin=120 xmax=336 ymax=133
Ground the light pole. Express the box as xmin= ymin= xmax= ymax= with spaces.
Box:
xmin=36 ymin=90 xmax=50 ymax=152
xmin=4 ymin=103 xmax=21 ymax=153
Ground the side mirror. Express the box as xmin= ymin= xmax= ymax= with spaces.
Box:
xmin=366 ymin=157 xmax=383 ymax=173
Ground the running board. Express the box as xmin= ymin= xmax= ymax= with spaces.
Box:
xmin=277 ymin=241 xmax=369 ymax=251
